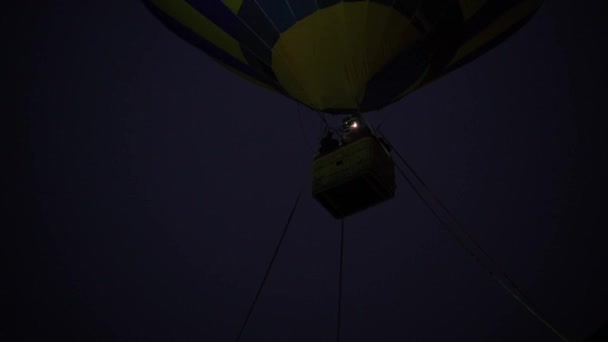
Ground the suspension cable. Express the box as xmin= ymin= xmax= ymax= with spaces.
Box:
xmin=378 ymin=128 xmax=537 ymax=307
xmin=377 ymin=130 xmax=570 ymax=342
xmin=235 ymin=183 xmax=305 ymax=342
xmin=313 ymin=110 xmax=343 ymax=137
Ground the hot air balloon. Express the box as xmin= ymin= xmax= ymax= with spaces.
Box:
xmin=142 ymin=0 xmax=544 ymax=218
xmin=143 ymin=0 xmax=543 ymax=113
xmin=142 ymin=3 xmax=572 ymax=342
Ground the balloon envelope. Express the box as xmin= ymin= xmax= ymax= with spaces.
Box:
xmin=143 ymin=0 xmax=543 ymax=114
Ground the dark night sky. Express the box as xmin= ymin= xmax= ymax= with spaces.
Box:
xmin=5 ymin=1 xmax=608 ymax=341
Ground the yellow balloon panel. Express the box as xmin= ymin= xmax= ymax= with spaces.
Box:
xmin=272 ymin=2 xmax=420 ymax=111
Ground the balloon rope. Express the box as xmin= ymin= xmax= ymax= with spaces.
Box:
xmin=235 ymin=182 xmax=304 ymax=342
xmin=377 ymin=129 xmax=570 ymax=342
xmin=313 ymin=110 xmax=343 ymax=137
